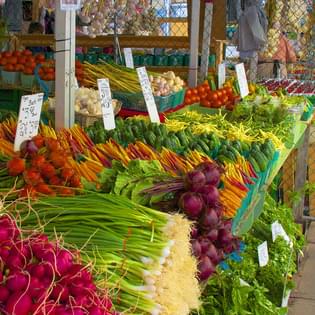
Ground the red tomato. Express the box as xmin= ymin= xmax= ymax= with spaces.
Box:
xmin=23 ymin=50 xmax=33 ymax=56
xmin=210 ymin=92 xmax=218 ymax=102
xmin=13 ymin=51 xmax=21 ymax=57
xmin=0 ymin=59 xmax=7 ymax=66
xmin=4 ymin=64 xmax=14 ymax=72
xmin=192 ymin=88 xmax=199 ymax=96
xmin=18 ymin=56 xmax=27 ymax=64
xmin=25 ymin=62 xmax=36 ymax=70
xmin=36 ymin=54 xmax=45 ymax=62
xmin=198 ymin=86 xmax=205 ymax=95
xmin=3 ymin=51 xmax=12 ymax=58
xmin=217 ymin=91 xmax=223 ymax=98
xmin=222 ymin=96 xmax=229 ymax=104
xmin=220 ymin=88 xmax=227 ymax=96
xmin=185 ymin=97 xmax=192 ymax=105
xmin=225 ymin=86 xmax=233 ymax=96
xmin=16 ymin=64 xmax=24 ymax=72
xmin=23 ymin=67 xmax=34 ymax=75
xmin=8 ymin=57 xmax=18 ymax=65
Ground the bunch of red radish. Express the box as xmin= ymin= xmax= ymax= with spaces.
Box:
xmin=0 ymin=215 xmax=117 ymax=315
xmin=177 ymin=162 xmax=240 ymax=281
xmin=6 ymin=135 xmax=82 ymax=198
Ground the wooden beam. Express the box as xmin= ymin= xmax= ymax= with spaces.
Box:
xmin=8 ymin=34 xmax=192 ymax=49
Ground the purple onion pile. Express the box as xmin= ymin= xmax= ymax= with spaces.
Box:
xmin=178 ymin=162 xmax=240 ymax=281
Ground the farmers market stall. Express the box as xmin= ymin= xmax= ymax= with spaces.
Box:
xmin=0 ymin=1 xmax=313 ymax=315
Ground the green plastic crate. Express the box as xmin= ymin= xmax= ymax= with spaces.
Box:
xmin=75 ymin=53 xmax=85 ymax=63
xmin=113 ymin=89 xmax=184 ymax=113
xmin=154 ymin=55 xmax=169 ymax=66
xmin=84 ymin=53 xmax=98 ymax=64
xmin=21 ymin=73 xmax=36 ymax=90
xmin=0 ymin=89 xmax=24 ymax=112
xmin=168 ymin=55 xmax=184 ymax=66
xmin=45 ymin=52 xmax=55 ymax=60
xmin=133 ymin=55 xmax=142 ymax=66
xmin=98 ymin=54 xmax=114 ymax=63
xmin=142 ymin=55 xmax=154 ymax=66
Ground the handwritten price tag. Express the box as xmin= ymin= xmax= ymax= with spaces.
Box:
xmin=272 ymin=221 xmax=291 ymax=245
xmin=60 ymin=0 xmax=82 ymax=11
xmin=235 ymin=63 xmax=249 ymax=98
xmin=124 ymin=48 xmax=134 ymax=69
xmin=218 ymin=63 xmax=226 ymax=89
xmin=97 ymin=79 xmax=116 ymax=130
xmin=257 ymin=241 xmax=269 ymax=267
xmin=14 ymin=93 xmax=44 ymax=152
xmin=136 ymin=67 xmax=160 ymax=123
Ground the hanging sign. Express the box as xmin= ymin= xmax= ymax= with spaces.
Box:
xmin=257 ymin=241 xmax=269 ymax=267
xmin=136 ymin=67 xmax=160 ymax=123
xmin=14 ymin=93 xmax=44 ymax=152
xmin=271 ymin=221 xmax=291 ymax=245
xmin=218 ymin=63 xmax=226 ymax=88
xmin=124 ymin=48 xmax=134 ymax=69
xmin=97 ymin=79 xmax=116 ymax=130
xmin=60 ymin=0 xmax=82 ymax=11
xmin=235 ymin=63 xmax=249 ymax=98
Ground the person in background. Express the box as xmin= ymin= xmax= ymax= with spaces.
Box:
xmin=27 ymin=22 xmax=47 ymax=54
xmin=257 ymin=23 xmax=297 ymax=79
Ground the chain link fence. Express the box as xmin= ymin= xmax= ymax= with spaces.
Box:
xmin=222 ymin=0 xmax=314 ymax=83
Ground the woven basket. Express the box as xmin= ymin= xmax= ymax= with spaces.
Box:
xmin=75 ymin=101 xmax=122 ymax=127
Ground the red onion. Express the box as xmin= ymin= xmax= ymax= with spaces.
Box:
xmin=184 ymin=170 xmax=206 ymax=192
xmin=201 ymin=208 xmax=219 ymax=228
xmin=198 ymin=185 xmax=220 ymax=206
xmin=191 ymin=240 xmax=202 ymax=257
xmin=197 ymin=162 xmax=221 ymax=186
xmin=198 ymin=256 xmax=215 ymax=281
xmin=205 ymin=229 xmax=218 ymax=242
xmin=178 ymin=192 xmax=204 ymax=219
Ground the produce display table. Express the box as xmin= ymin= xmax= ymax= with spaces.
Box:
xmin=233 ymin=119 xmax=312 ymax=236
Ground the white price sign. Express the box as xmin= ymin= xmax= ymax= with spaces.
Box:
xmin=136 ymin=67 xmax=160 ymax=123
xmin=235 ymin=63 xmax=249 ymax=98
xmin=14 ymin=93 xmax=44 ymax=152
xmin=218 ymin=63 xmax=226 ymax=89
xmin=271 ymin=221 xmax=291 ymax=245
xmin=60 ymin=0 xmax=81 ymax=11
xmin=97 ymin=79 xmax=116 ymax=130
xmin=257 ymin=241 xmax=269 ymax=267
xmin=124 ymin=48 xmax=134 ymax=69
xmin=74 ymin=77 xmax=79 ymax=89
xmin=281 ymin=290 xmax=291 ymax=307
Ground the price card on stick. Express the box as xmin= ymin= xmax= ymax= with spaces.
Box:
xmin=14 ymin=93 xmax=44 ymax=152
xmin=271 ymin=221 xmax=291 ymax=245
xmin=235 ymin=63 xmax=249 ymax=98
xmin=60 ymin=0 xmax=81 ymax=11
xmin=257 ymin=241 xmax=269 ymax=267
xmin=97 ymin=79 xmax=116 ymax=130
xmin=136 ymin=67 xmax=160 ymax=124
xmin=124 ymin=48 xmax=134 ymax=69
xmin=218 ymin=63 xmax=226 ymax=89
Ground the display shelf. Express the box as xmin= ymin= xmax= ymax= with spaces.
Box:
xmin=233 ymin=119 xmax=311 ymax=236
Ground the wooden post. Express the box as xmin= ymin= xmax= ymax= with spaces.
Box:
xmin=215 ymin=39 xmax=228 ymax=70
xmin=32 ymin=0 xmax=40 ymax=22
